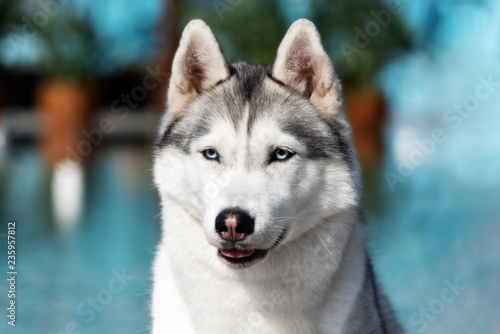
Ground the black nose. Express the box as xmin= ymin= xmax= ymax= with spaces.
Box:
xmin=215 ymin=208 xmax=255 ymax=242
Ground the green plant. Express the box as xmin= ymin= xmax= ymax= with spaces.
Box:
xmin=0 ymin=1 xmax=22 ymax=70
xmin=0 ymin=1 xmax=22 ymax=37
xmin=311 ymin=0 xmax=412 ymax=89
xmin=36 ymin=12 xmax=102 ymax=82
xmin=180 ymin=0 xmax=288 ymax=64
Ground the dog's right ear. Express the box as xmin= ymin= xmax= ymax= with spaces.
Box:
xmin=167 ymin=19 xmax=230 ymax=118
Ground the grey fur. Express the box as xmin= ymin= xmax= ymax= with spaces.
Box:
xmin=344 ymin=260 xmax=403 ymax=333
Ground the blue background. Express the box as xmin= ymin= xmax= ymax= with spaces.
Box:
xmin=1 ymin=0 xmax=500 ymax=333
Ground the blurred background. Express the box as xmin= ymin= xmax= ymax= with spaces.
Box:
xmin=0 ymin=0 xmax=499 ymax=333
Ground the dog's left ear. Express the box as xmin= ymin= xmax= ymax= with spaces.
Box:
xmin=272 ymin=19 xmax=341 ymax=116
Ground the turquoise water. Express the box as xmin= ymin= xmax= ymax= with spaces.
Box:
xmin=371 ymin=2 xmax=500 ymax=332
xmin=0 ymin=146 xmax=159 ymax=334
xmin=365 ymin=165 xmax=500 ymax=334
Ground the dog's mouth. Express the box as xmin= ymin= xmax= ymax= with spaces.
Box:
xmin=218 ymin=248 xmax=267 ymax=266
xmin=217 ymin=228 xmax=287 ymax=268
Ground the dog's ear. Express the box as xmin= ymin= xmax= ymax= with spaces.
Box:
xmin=167 ymin=19 xmax=230 ymax=117
xmin=272 ymin=19 xmax=341 ymax=116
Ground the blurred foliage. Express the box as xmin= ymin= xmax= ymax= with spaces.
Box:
xmin=310 ymin=0 xmax=412 ymax=88
xmin=35 ymin=12 xmax=102 ymax=82
xmin=0 ymin=0 xmax=412 ymax=89
xmin=179 ymin=0 xmax=412 ymax=91
xmin=179 ymin=0 xmax=288 ymax=64
xmin=0 ymin=1 xmax=22 ymax=38
xmin=0 ymin=0 xmax=22 ymax=71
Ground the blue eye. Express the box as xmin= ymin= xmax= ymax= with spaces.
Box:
xmin=272 ymin=148 xmax=294 ymax=162
xmin=202 ymin=149 xmax=219 ymax=161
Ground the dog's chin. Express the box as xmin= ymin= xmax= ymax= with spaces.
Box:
xmin=217 ymin=248 xmax=268 ymax=268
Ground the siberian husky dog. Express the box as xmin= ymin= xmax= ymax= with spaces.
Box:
xmin=152 ymin=19 xmax=401 ymax=334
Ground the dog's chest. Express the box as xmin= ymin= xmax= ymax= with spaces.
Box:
xmin=175 ymin=267 xmax=323 ymax=333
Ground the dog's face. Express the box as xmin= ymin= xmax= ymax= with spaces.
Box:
xmin=154 ymin=19 xmax=359 ymax=268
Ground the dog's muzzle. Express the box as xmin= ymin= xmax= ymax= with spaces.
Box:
xmin=214 ymin=209 xmax=287 ymax=268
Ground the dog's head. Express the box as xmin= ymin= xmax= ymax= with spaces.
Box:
xmin=154 ymin=19 xmax=359 ymax=268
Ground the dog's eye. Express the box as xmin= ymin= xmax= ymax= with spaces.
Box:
xmin=271 ymin=148 xmax=294 ymax=163
xmin=202 ymin=148 xmax=219 ymax=161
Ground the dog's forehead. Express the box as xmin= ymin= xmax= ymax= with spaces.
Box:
xmin=196 ymin=62 xmax=324 ymax=133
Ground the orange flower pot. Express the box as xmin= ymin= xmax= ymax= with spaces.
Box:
xmin=36 ymin=80 xmax=93 ymax=167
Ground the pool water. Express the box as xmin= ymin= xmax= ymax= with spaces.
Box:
xmin=0 ymin=146 xmax=159 ymax=334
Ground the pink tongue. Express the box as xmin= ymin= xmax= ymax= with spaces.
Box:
xmin=220 ymin=249 xmax=255 ymax=258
